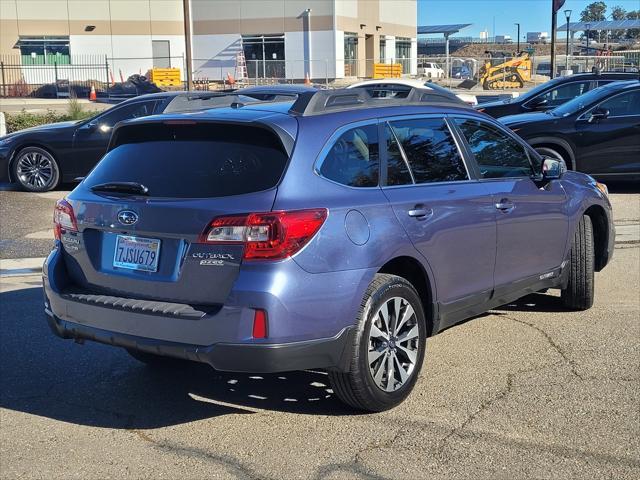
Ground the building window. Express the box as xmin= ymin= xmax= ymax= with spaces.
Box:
xmin=395 ymin=37 xmax=411 ymax=73
xmin=344 ymin=33 xmax=358 ymax=76
xmin=16 ymin=36 xmax=70 ymax=65
xmin=242 ymin=34 xmax=285 ymax=79
xmin=380 ymin=38 xmax=386 ymax=63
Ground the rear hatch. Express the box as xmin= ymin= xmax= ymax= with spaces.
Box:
xmin=60 ymin=120 xmax=292 ymax=305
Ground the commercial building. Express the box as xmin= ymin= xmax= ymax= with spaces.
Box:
xmin=0 ymin=0 xmax=417 ymax=86
xmin=190 ymin=0 xmax=417 ymax=80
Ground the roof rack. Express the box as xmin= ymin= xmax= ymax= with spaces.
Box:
xmin=288 ymin=87 xmax=463 ymax=117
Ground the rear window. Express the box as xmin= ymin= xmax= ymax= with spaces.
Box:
xmin=84 ymin=124 xmax=288 ymax=198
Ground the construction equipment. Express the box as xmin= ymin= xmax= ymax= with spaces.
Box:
xmin=478 ymin=51 xmax=532 ymax=90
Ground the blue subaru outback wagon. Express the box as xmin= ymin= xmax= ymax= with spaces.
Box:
xmin=43 ymin=88 xmax=614 ymax=411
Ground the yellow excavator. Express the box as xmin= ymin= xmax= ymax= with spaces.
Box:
xmin=478 ymin=51 xmax=532 ymax=90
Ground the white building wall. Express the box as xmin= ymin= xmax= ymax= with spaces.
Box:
xmin=385 ymin=36 xmax=396 ymax=64
xmin=191 ymin=34 xmax=243 ymax=81
xmin=284 ymin=30 xmax=337 ymax=80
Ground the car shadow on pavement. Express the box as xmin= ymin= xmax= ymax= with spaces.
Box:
xmin=493 ymin=292 xmax=568 ymax=313
xmin=0 ymin=286 xmax=356 ymax=430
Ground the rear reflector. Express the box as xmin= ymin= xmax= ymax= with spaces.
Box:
xmin=200 ymin=209 xmax=328 ymax=261
xmin=252 ymin=309 xmax=268 ymax=339
xmin=53 ymin=199 xmax=78 ymax=240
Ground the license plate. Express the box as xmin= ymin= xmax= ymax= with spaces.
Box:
xmin=113 ymin=235 xmax=161 ymax=272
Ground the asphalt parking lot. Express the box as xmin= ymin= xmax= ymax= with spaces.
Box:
xmin=1 ymin=185 xmax=639 ymax=479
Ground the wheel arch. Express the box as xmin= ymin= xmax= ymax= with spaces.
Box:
xmin=378 ymin=256 xmax=435 ymax=336
xmin=528 ymin=136 xmax=576 ymax=170
xmin=583 ymin=204 xmax=609 ymax=272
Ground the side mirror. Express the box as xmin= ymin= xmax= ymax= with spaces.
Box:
xmin=588 ymin=108 xmax=609 ymax=123
xmin=541 ymin=157 xmax=567 ymax=180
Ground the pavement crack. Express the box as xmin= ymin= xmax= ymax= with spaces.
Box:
xmin=354 ymin=427 xmax=404 ymax=465
xmin=502 ymin=315 xmax=584 ymax=380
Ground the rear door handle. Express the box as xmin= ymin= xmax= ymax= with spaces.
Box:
xmin=495 ymin=199 xmax=515 ymax=213
xmin=408 ymin=206 xmax=433 ymax=218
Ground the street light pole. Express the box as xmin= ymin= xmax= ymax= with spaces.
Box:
xmin=515 ymin=23 xmax=520 ymax=53
xmin=564 ymin=10 xmax=572 ymax=71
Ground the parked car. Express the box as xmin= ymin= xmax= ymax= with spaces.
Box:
xmin=0 ymin=90 xmax=267 ymax=192
xmin=348 ymin=78 xmax=478 ymax=105
xmin=500 ymin=80 xmax=640 ymax=180
xmin=477 ymin=72 xmax=638 ymax=117
xmin=44 ymin=87 xmax=613 ymax=412
xmin=418 ymin=62 xmax=445 ymax=79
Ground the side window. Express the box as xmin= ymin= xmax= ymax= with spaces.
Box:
xmin=97 ymin=101 xmax=157 ymax=128
xmin=319 ymin=124 xmax=379 ymax=187
xmin=597 ymin=90 xmax=640 ymax=117
xmin=389 ymin=118 xmax=467 ymax=184
xmin=534 ymin=81 xmax=591 ymax=107
xmin=455 ymin=119 xmax=534 ymax=179
xmin=384 ymin=125 xmax=412 ymax=186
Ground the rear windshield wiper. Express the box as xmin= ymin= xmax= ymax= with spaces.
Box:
xmin=90 ymin=181 xmax=149 ymax=195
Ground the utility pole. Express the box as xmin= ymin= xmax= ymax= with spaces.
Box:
xmin=183 ymin=0 xmax=193 ymax=90
xmin=550 ymin=1 xmax=558 ymax=78
xmin=515 ymin=23 xmax=520 ymax=53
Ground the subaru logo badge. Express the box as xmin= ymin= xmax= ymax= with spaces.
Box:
xmin=117 ymin=210 xmax=138 ymax=226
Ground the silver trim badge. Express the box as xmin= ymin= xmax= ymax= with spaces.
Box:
xmin=117 ymin=210 xmax=139 ymax=226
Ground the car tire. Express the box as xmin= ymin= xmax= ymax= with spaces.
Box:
xmin=126 ymin=349 xmax=187 ymax=368
xmin=12 ymin=146 xmax=60 ymax=192
xmin=561 ymin=215 xmax=595 ymax=310
xmin=328 ymin=273 xmax=427 ymax=412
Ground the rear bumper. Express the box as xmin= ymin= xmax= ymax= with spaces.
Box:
xmin=44 ymin=308 xmax=355 ymax=373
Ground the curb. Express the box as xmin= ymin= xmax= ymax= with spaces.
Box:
xmin=0 ymin=257 xmax=46 ymax=277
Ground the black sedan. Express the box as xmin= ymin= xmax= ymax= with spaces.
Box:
xmin=477 ymin=72 xmax=637 ymax=118
xmin=0 ymin=90 xmax=265 ymax=192
xmin=499 ymin=80 xmax=640 ymax=180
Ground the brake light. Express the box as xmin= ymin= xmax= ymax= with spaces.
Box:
xmin=53 ymin=199 xmax=78 ymax=240
xmin=200 ymin=209 xmax=328 ymax=260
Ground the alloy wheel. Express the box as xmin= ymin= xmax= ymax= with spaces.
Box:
xmin=16 ymin=150 xmax=55 ymax=190
xmin=368 ymin=296 xmax=420 ymax=392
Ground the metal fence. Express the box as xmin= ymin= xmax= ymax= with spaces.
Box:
xmin=417 ymin=53 xmax=635 ymax=90
xmin=0 ymin=54 xmax=187 ymax=98
xmin=1 ymin=51 xmax=638 ymax=98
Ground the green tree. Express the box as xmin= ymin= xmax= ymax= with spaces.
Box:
xmin=609 ymin=6 xmax=627 ymax=40
xmin=626 ymin=10 xmax=639 ymax=40
xmin=580 ymin=1 xmax=607 ymax=39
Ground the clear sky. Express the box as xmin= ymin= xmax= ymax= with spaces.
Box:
xmin=418 ymin=0 xmax=640 ymax=38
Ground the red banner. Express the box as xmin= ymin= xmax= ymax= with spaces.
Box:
xmin=554 ymin=0 xmax=566 ymax=12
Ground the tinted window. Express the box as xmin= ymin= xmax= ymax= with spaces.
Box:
xmin=389 ymin=118 xmax=467 ymax=184
xmin=455 ymin=119 xmax=533 ymax=178
xmin=597 ymin=90 xmax=640 ymax=117
xmin=84 ymin=124 xmax=288 ymax=198
xmin=384 ymin=125 xmax=412 ymax=186
xmin=533 ymin=81 xmax=591 ymax=107
xmin=319 ymin=124 xmax=379 ymax=187
xmin=97 ymin=101 xmax=157 ymax=128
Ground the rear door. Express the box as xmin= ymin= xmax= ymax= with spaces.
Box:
xmin=574 ymin=88 xmax=640 ymax=176
xmin=380 ymin=115 xmax=497 ymax=318
xmin=71 ymin=99 xmax=160 ymax=177
xmin=63 ymin=121 xmax=290 ymax=305
xmin=452 ymin=117 xmax=569 ymax=294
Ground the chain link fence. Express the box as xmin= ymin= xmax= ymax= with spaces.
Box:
xmin=1 ymin=51 xmax=638 ymax=98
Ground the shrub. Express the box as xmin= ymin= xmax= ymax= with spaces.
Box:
xmin=5 ymin=108 xmax=95 ymax=133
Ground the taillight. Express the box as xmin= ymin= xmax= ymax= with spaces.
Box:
xmin=252 ymin=309 xmax=268 ymax=338
xmin=53 ymin=199 xmax=78 ymax=240
xmin=200 ymin=208 xmax=328 ymax=261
